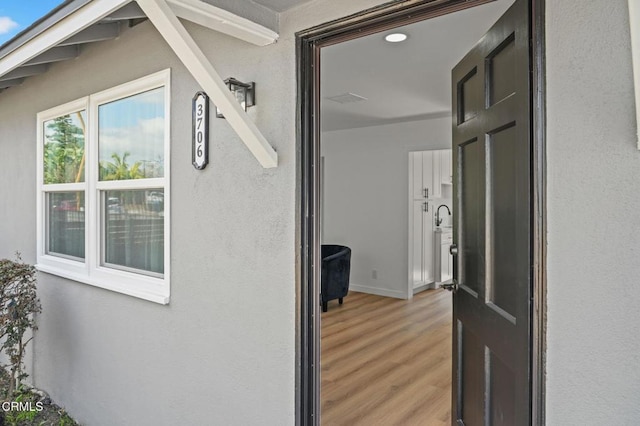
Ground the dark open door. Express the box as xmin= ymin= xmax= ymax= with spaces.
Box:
xmin=448 ymin=0 xmax=531 ymax=424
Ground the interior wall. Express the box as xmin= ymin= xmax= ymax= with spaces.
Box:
xmin=321 ymin=117 xmax=451 ymax=298
xmin=546 ymin=0 xmax=640 ymax=423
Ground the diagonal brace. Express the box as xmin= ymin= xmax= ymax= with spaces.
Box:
xmin=136 ymin=0 xmax=278 ymax=168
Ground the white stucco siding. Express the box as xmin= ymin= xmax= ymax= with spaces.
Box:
xmin=1 ymin=15 xmax=298 ymax=426
xmin=546 ymin=0 xmax=640 ymax=424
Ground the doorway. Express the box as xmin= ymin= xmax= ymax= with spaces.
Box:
xmin=297 ymin=0 xmax=546 ymax=424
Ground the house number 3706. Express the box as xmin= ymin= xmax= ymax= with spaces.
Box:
xmin=192 ymin=92 xmax=209 ymax=170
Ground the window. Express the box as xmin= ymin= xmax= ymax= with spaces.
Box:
xmin=37 ymin=70 xmax=170 ymax=304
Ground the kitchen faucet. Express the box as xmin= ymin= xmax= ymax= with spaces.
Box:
xmin=436 ymin=204 xmax=451 ymax=227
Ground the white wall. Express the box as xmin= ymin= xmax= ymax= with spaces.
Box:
xmin=546 ymin=0 xmax=640 ymax=423
xmin=321 ymin=118 xmax=451 ymax=298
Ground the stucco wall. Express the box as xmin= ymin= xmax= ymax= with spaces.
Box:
xmin=321 ymin=118 xmax=451 ymax=299
xmin=546 ymin=0 xmax=640 ymax=423
xmin=1 ymin=18 xmax=296 ymax=426
xmin=0 ymin=0 xmax=400 ymax=424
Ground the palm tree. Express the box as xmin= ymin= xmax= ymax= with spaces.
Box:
xmin=43 ymin=115 xmax=85 ymax=184
xmin=99 ymin=152 xmax=144 ymax=181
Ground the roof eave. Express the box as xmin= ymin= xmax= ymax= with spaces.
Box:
xmin=0 ymin=0 xmax=92 ymax=60
xmin=0 ymin=0 xmax=279 ymax=81
xmin=0 ymin=0 xmax=134 ymax=79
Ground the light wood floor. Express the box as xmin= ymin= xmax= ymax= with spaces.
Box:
xmin=321 ymin=289 xmax=452 ymax=426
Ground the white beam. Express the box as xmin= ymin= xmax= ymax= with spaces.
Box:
xmin=102 ymin=2 xmax=146 ymax=20
xmin=136 ymin=0 xmax=278 ymax=168
xmin=58 ymin=22 xmax=121 ymax=46
xmin=166 ymin=0 xmax=278 ymax=46
xmin=24 ymin=46 xmax=79 ymax=66
xmin=629 ymin=0 xmax=640 ymax=148
xmin=0 ymin=78 xmax=25 ymax=89
xmin=0 ymin=64 xmax=49 ymax=81
xmin=0 ymin=0 xmax=132 ymax=78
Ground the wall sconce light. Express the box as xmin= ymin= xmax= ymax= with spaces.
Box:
xmin=216 ymin=77 xmax=255 ymax=118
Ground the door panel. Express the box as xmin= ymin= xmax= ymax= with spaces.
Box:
xmin=488 ymin=349 xmax=516 ymax=426
xmin=411 ymin=199 xmax=435 ymax=287
xmin=441 ymin=149 xmax=453 ymax=184
xmin=459 ymin=138 xmax=483 ymax=297
xmin=412 ymin=200 xmax=425 ymax=285
xmin=459 ymin=322 xmax=484 ymax=426
xmin=423 ymin=150 xmax=434 ymax=199
xmin=423 ymin=200 xmax=434 ymax=283
xmin=458 ymin=68 xmax=481 ymax=125
xmin=412 ymin=153 xmax=425 ymax=199
xmin=433 ymin=150 xmax=443 ymax=198
xmin=451 ymin=0 xmax=531 ymax=425
xmin=487 ymin=33 xmax=517 ymax=107
xmin=488 ymin=124 xmax=519 ymax=318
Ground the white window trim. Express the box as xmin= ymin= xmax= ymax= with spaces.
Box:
xmin=629 ymin=0 xmax=640 ymax=148
xmin=36 ymin=69 xmax=171 ymax=305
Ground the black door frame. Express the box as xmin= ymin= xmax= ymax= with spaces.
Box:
xmin=295 ymin=0 xmax=546 ymax=424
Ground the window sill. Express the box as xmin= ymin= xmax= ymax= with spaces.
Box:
xmin=35 ymin=262 xmax=170 ymax=305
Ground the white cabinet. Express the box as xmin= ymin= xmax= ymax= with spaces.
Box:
xmin=408 ymin=149 xmax=453 ymax=293
xmin=428 ymin=151 xmax=442 ymax=198
xmin=410 ymin=200 xmax=434 ymax=288
xmin=435 ymin=230 xmax=453 ymax=283
xmin=410 ymin=149 xmax=452 ymax=200
xmin=440 ymin=149 xmax=453 ymax=185
xmin=410 ymin=151 xmax=434 ymax=200
xmin=431 ymin=151 xmax=442 ymax=198
xmin=432 ymin=149 xmax=453 ymax=198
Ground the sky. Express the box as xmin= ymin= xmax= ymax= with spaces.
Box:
xmin=0 ymin=1 xmax=64 ymax=46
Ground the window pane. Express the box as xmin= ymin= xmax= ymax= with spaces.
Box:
xmin=47 ymin=192 xmax=85 ymax=260
xmin=103 ymin=189 xmax=164 ymax=275
xmin=43 ymin=111 xmax=86 ymax=184
xmin=98 ymin=88 xmax=165 ymax=181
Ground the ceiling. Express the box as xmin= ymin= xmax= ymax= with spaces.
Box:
xmin=252 ymin=0 xmax=315 ymax=12
xmin=320 ymin=0 xmax=514 ymax=132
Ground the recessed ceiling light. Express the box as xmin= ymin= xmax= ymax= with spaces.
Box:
xmin=385 ymin=33 xmax=408 ymax=43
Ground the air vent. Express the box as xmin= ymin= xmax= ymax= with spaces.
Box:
xmin=326 ymin=92 xmax=368 ymax=104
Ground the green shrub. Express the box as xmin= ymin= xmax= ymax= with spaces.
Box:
xmin=0 ymin=254 xmax=42 ymax=396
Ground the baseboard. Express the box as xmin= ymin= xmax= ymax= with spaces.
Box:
xmin=349 ymin=283 xmax=406 ymax=299
xmin=413 ymin=282 xmax=436 ymax=294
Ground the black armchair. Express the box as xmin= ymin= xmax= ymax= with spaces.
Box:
xmin=321 ymin=245 xmax=351 ymax=312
